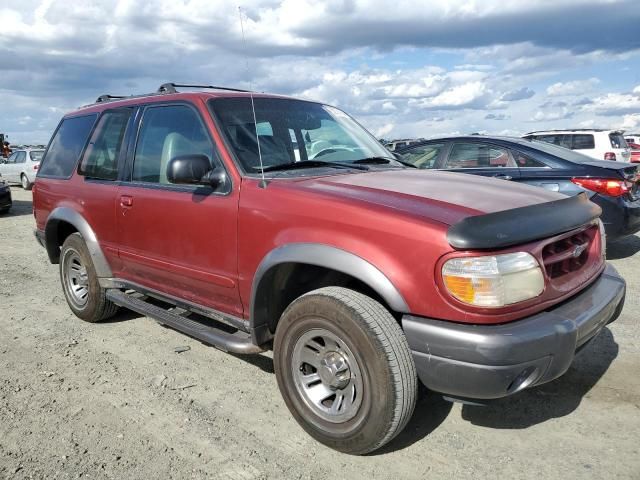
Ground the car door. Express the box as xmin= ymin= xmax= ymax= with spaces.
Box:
xmin=440 ymin=141 xmax=521 ymax=181
xmin=5 ymin=152 xmax=24 ymax=182
xmin=0 ymin=152 xmax=16 ymax=181
xmin=14 ymin=151 xmax=27 ymax=182
xmin=116 ymin=102 xmax=242 ymax=317
xmin=75 ymin=108 xmax=135 ymax=273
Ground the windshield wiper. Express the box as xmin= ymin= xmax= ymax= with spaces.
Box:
xmin=260 ymin=160 xmax=369 ymax=172
xmin=352 ymin=156 xmax=417 ymax=168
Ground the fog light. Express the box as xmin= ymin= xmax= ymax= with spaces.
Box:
xmin=506 ymin=366 xmax=539 ymax=394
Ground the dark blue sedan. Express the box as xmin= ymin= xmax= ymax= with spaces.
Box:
xmin=396 ymin=136 xmax=640 ymax=241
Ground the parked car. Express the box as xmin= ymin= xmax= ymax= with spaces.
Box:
xmin=0 ymin=176 xmax=12 ymax=214
xmin=396 ymin=136 xmax=640 ymax=241
xmin=523 ymin=129 xmax=631 ymax=162
xmin=627 ymin=141 xmax=640 ymax=163
xmin=0 ymin=147 xmax=44 ymax=189
xmin=33 ymin=83 xmax=625 ymax=454
xmin=625 ymin=134 xmax=640 ymax=145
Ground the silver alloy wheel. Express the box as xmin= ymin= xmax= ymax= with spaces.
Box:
xmin=62 ymin=248 xmax=90 ymax=309
xmin=291 ymin=328 xmax=364 ymax=423
xmin=21 ymin=175 xmax=28 ymax=189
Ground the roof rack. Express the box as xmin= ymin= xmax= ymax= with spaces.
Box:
xmin=524 ymin=128 xmax=608 ymax=134
xmin=157 ymin=83 xmax=251 ymax=94
xmin=96 ymin=94 xmax=128 ymax=103
xmin=88 ymin=82 xmax=251 ymax=108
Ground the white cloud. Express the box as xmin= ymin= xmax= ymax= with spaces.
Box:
xmin=546 ymin=78 xmax=600 ymax=96
xmin=621 ymin=114 xmax=640 ymax=130
xmin=583 ymin=92 xmax=640 ymax=116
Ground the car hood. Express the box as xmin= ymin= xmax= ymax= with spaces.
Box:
xmin=293 ymin=169 xmax=565 ymax=226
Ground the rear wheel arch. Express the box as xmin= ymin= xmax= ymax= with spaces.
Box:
xmin=249 ymin=244 xmax=408 ymax=344
xmin=44 ymin=207 xmax=112 ymax=277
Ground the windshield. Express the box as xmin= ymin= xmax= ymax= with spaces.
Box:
xmin=29 ymin=150 xmax=44 ymax=162
xmin=209 ymin=97 xmax=393 ymax=172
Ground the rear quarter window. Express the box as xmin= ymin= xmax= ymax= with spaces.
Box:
xmin=571 ymin=134 xmax=595 ymax=150
xmin=39 ymin=114 xmax=97 ymax=178
xmin=609 ymin=133 xmax=628 ymax=149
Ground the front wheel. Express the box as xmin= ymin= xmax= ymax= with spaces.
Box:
xmin=274 ymin=287 xmax=417 ymax=455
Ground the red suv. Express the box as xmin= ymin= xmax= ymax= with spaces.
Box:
xmin=33 ymin=84 xmax=626 ymax=454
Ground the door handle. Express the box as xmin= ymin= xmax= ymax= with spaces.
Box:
xmin=120 ymin=195 xmax=133 ymax=207
xmin=493 ymin=174 xmax=513 ymax=181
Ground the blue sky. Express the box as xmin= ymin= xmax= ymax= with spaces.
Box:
xmin=1 ymin=0 xmax=640 ymax=144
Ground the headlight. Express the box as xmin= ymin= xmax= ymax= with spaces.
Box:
xmin=598 ymin=219 xmax=606 ymax=258
xmin=442 ymin=252 xmax=544 ymax=307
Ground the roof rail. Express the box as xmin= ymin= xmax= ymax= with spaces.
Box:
xmin=525 ymin=128 xmax=607 ymax=134
xmin=96 ymin=94 xmax=128 ymax=103
xmin=157 ymin=83 xmax=251 ymax=94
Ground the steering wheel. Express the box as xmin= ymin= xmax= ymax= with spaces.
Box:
xmin=311 ymin=147 xmax=352 ymax=159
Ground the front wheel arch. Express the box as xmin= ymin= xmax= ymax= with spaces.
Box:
xmin=250 ymin=244 xmax=408 ymax=344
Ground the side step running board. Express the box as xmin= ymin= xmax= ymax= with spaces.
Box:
xmin=106 ymin=290 xmax=264 ymax=354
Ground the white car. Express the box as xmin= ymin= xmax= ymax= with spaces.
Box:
xmin=523 ymin=129 xmax=631 ymax=162
xmin=0 ymin=148 xmax=44 ymax=189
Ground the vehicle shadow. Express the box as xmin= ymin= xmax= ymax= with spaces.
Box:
xmin=101 ymin=308 xmax=145 ymax=323
xmin=229 ymin=351 xmax=275 ymax=374
xmin=460 ymin=327 xmax=618 ymax=429
xmin=0 ymin=199 xmax=33 ymax=218
xmin=607 ymin=234 xmax=640 ymax=260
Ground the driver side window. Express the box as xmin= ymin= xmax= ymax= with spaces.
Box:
xmin=132 ymin=105 xmax=219 ymax=184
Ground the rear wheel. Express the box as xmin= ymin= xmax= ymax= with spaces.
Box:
xmin=274 ymin=287 xmax=417 ymax=454
xmin=20 ymin=174 xmax=31 ymax=190
xmin=59 ymin=233 xmax=118 ymax=322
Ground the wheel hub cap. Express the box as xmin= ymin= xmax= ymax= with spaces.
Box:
xmin=63 ymin=249 xmax=90 ymax=308
xmin=318 ymin=351 xmax=351 ymax=389
xmin=291 ymin=328 xmax=364 ymax=423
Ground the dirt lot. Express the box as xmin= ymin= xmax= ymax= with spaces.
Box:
xmin=1 ymin=186 xmax=639 ymax=480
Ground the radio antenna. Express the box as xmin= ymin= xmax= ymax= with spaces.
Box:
xmin=238 ymin=6 xmax=267 ymax=188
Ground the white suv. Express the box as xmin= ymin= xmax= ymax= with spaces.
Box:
xmin=0 ymin=148 xmax=44 ymax=189
xmin=523 ymin=129 xmax=631 ymax=162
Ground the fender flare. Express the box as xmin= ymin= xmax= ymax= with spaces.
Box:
xmin=44 ymin=207 xmax=113 ymax=278
xmin=249 ymin=243 xmax=409 ymax=341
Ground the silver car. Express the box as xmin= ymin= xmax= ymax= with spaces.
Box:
xmin=0 ymin=148 xmax=44 ymax=190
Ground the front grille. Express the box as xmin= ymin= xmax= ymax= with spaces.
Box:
xmin=542 ymin=227 xmax=596 ymax=279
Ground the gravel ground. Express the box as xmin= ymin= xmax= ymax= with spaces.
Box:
xmin=1 ymin=186 xmax=639 ymax=480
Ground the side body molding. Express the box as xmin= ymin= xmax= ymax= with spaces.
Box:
xmin=44 ymin=207 xmax=113 ymax=278
xmin=249 ymin=243 xmax=409 ymax=343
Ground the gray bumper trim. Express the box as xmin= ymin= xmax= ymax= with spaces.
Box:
xmin=402 ymin=263 xmax=626 ymax=399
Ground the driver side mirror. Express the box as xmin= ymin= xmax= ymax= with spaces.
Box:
xmin=166 ymin=154 xmax=228 ymax=192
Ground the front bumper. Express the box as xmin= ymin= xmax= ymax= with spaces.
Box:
xmin=403 ymin=264 xmax=625 ymax=400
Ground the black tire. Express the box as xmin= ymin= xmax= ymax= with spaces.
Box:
xmin=0 ymin=207 xmax=9 ymax=215
xmin=59 ymin=233 xmax=118 ymax=322
xmin=273 ymin=287 xmax=417 ymax=455
xmin=21 ymin=174 xmax=32 ymax=190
